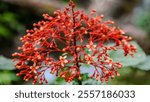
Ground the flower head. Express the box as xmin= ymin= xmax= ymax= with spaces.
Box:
xmin=12 ymin=0 xmax=136 ymax=84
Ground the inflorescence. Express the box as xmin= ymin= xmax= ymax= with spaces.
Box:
xmin=12 ymin=0 xmax=136 ymax=84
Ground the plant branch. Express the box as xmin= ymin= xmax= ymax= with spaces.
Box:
xmin=71 ymin=5 xmax=82 ymax=85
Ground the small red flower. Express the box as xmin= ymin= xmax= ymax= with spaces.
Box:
xmin=12 ymin=0 xmax=136 ymax=84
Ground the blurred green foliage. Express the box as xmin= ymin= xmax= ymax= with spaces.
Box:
xmin=109 ymin=41 xmax=146 ymax=67
xmin=109 ymin=41 xmax=150 ymax=85
xmin=0 ymin=71 xmax=19 ymax=85
xmin=0 ymin=3 xmax=25 ymax=39
xmin=0 ymin=56 xmax=15 ymax=70
xmin=134 ymin=10 xmax=150 ymax=37
xmin=110 ymin=67 xmax=150 ymax=85
xmin=0 ymin=1 xmax=42 ymax=84
xmin=136 ymin=56 xmax=150 ymax=70
xmin=0 ymin=56 xmax=20 ymax=85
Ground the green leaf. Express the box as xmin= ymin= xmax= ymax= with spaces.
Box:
xmin=136 ymin=56 xmax=150 ymax=70
xmin=0 ymin=71 xmax=19 ymax=84
xmin=81 ymin=73 xmax=103 ymax=85
xmin=0 ymin=24 xmax=13 ymax=39
xmin=0 ymin=56 xmax=15 ymax=70
xmin=109 ymin=41 xmax=146 ymax=67
xmin=1 ymin=12 xmax=16 ymax=23
xmin=83 ymin=63 xmax=90 ymax=68
xmin=66 ymin=63 xmax=74 ymax=67
xmin=82 ymin=78 xmax=105 ymax=85
xmin=54 ymin=77 xmax=72 ymax=85
xmin=84 ymin=48 xmax=92 ymax=54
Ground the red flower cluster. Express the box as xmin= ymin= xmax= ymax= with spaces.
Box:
xmin=12 ymin=0 xmax=136 ymax=84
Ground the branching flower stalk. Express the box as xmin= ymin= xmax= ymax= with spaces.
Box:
xmin=71 ymin=1 xmax=82 ymax=85
xmin=12 ymin=0 xmax=137 ymax=84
